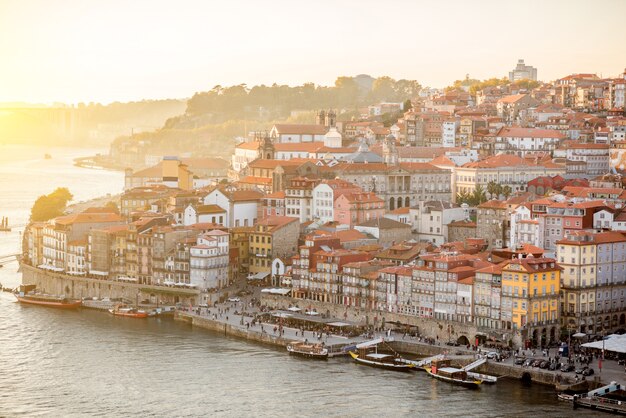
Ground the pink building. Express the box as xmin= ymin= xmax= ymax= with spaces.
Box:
xmin=334 ymin=191 xmax=385 ymax=227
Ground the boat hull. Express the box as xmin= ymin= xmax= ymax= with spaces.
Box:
xmin=349 ymin=352 xmax=414 ymax=372
xmin=108 ymin=309 xmax=149 ymax=318
xmin=287 ymin=343 xmax=328 ymax=359
xmin=287 ymin=350 xmax=329 ymax=360
xmin=15 ymin=295 xmax=82 ymax=309
xmin=424 ymin=367 xmax=482 ymax=388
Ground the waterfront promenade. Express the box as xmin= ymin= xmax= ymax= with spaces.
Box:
xmin=175 ymin=296 xmax=626 ymax=389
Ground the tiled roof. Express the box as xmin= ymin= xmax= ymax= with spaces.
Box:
xmin=497 ymin=127 xmax=566 ymax=139
xmin=273 ymin=124 xmax=328 ymax=135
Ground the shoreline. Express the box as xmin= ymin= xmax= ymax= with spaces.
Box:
xmin=173 ymin=309 xmax=578 ymax=389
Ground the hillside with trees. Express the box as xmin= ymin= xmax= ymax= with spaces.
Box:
xmin=109 ymin=76 xmax=423 ymax=162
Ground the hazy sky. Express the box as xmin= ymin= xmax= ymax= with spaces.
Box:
xmin=1 ymin=0 xmax=625 ymax=104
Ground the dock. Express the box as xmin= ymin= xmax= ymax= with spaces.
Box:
xmin=573 ymin=395 xmax=626 ymax=414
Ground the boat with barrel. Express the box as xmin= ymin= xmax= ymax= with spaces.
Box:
xmin=423 ymin=358 xmax=482 ymax=388
xmin=108 ymin=306 xmax=149 ymax=318
xmin=348 ymin=338 xmax=414 ymax=371
xmin=14 ymin=291 xmax=82 ymax=309
xmin=287 ymin=341 xmax=328 ymax=359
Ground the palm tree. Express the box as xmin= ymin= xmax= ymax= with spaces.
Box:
xmin=487 ymin=181 xmax=499 ymax=199
xmin=472 ymin=185 xmax=487 ymax=206
xmin=502 ymin=185 xmax=512 ymax=199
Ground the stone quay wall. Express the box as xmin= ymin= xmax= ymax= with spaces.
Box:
xmin=175 ymin=311 xmax=290 ymax=348
xmin=261 ymin=294 xmax=524 ymax=348
xmin=21 ymin=264 xmax=200 ymax=306
xmin=176 ymin=310 xmax=559 ymax=387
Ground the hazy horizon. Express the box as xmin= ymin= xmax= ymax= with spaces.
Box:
xmin=1 ymin=0 xmax=625 ymax=105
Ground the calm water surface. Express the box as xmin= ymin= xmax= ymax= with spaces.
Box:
xmin=0 ymin=145 xmax=594 ymax=417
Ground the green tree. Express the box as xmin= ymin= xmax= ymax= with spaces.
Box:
xmin=471 ymin=185 xmax=487 ymax=206
xmin=30 ymin=187 xmax=73 ymax=222
xmin=403 ymin=99 xmax=413 ymax=112
xmin=502 ymin=185 xmax=512 ymax=199
xmin=487 ymin=181 xmax=503 ymax=199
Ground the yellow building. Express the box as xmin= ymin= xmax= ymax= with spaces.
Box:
xmin=230 ymin=226 xmax=254 ymax=275
xmin=501 ymin=257 xmax=561 ymax=347
xmin=248 ymin=216 xmax=299 ymax=279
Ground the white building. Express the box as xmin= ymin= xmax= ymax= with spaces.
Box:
xmin=510 ymin=204 xmax=541 ymax=248
xmin=231 ymin=142 xmax=261 ymax=174
xmin=565 ymin=143 xmax=610 ymax=177
xmin=411 ymin=201 xmax=467 ymax=245
xmin=183 ymin=204 xmax=227 ymax=226
xmin=323 ymin=128 xmax=343 ymax=148
xmin=203 ymin=186 xmax=262 ymax=228
xmin=190 ymin=230 xmax=229 ymax=293
xmin=442 ymin=120 xmax=458 ymax=148
xmin=311 ymin=179 xmax=361 ymax=223
xmin=494 ymin=127 xmax=565 ymax=156
xmin=269 ymin=124 xmax=327 ymax=143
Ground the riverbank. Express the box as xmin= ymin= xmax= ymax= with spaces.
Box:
xmin=174 ymin=309 xmax=611 ymax=389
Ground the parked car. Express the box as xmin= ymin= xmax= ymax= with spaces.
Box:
xmin=561 ymin=363 xmax=575 ymax=372
xmin=539 ymin=361 xmax=549 ymax=369
xmin=227 ymin=297 xmax=241 ymax=302
xmin=514 ymin=357 xmax=526 ymax=365
xmin=486 ymin=351 xmax=499 ymax=359
xmin=446 ymin=341 xmax=461 ymax=347
xmin=523 ymin=359 xmax=534 ymax=367
xmin=582 ymin=368 xmax=594 ymax=376
xmin=575 ymin=367 xmax=587 ymax=375
xmin=532 ymin=359 xmax=543 ymax=367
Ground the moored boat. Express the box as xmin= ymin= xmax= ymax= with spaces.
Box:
xmin=108 ymin=306 xmax=149 ymax=318
xmin=349 ymin=350 xmax=414 ymax=371
xmin=424 ymin=359 xmax=482 ymax=388
xmin=287 ymin=341 xmax=328 ymax=359
xmin=14 ymin=292 xmax=82 ymax=309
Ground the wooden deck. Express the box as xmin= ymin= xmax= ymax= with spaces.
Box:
xmin=573 ymin=396 xmax=626 ymax=415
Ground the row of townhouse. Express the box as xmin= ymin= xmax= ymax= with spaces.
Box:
xmin=25 ymin=209 xmax=233 ymax=298
xmin=290 ymin=237 xmax=564 ymax=347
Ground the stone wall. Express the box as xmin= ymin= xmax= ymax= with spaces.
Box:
xmin=175 ymin=311 xmax=289 ymax=348
xmin=260 ymin=294 xmax=517 ymax=346
xmin=21 ymin=264 xmax=200 ymax=306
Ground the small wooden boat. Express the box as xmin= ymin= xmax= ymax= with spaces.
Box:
xmin=558 ymin=393 xmax=575 ymax=402
xmin=424 ymin=359 xmax=482 ymax=388
xmin=14 ymin=292 xmax=82 ymax=309
xmin=108 ymin=306 xmax=149 ymax=318
xmin=287 ymin=341 xmax=328 ymax=359
xmin=349 ymin=351 xmax=414 ymax=371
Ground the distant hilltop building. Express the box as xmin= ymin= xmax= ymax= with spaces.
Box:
xmin=509 ymin=59 xmax=537 ymax=82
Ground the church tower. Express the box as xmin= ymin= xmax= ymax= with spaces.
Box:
xmin=325 ymin=109 xmax=336 ymax=128
xmin=316 ymin=110 xmax=326 ymax=126
xmin=382 ymin=134 xmax=398 ymax=166
xmin=258 ymin=131 xmax=275 ymax=160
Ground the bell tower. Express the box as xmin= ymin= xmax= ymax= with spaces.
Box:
xmin=382 ymin=134 xmax=398 ymax=166
xmin=316 ymin=110 xmax=326 ymax=126
xmin=326 ymin=109 xmax=336 ymax=128
xmin=258 ymin=131 xmax=275 ymax=160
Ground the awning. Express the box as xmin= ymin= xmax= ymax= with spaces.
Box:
xmin=327 ymin=322 xmax=352 ymax=327
xmin=89 ymin=270 xmax=109 ymax=276
xmin=249 ymin=272 xmax=270 ymax=280
xmin=271 ymin=312 xmax=292 ymax=318
xmin=305 ymin=311 xmax=319 ymax=316
xmin=287 ymin=307 xmax=301 ymax=312
xmin=261 ymin=288 xmax=291 ymax=295
xmin=581 ymin=334 xmax=626 ymax=354
xmin=572 ymin=332 xmax=587 ymax=338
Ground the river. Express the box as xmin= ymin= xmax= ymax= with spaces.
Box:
xmin=0 ymin=145 xmax=594 ymax=417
